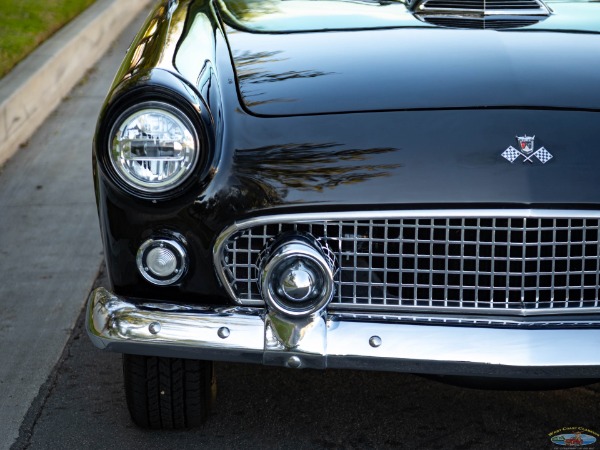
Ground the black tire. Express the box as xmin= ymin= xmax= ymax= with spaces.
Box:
xmin=123 ymin=354 xmax=216 ymax=429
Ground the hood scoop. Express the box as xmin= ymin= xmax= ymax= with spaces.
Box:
xmin=411 ymin=0 xmax=551 ymax=29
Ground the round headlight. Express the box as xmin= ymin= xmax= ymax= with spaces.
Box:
xmin=109 ymin=102 xmax=199 ymax=193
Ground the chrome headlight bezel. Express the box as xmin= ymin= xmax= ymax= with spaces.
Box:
xmin=107 ymin=101 xmax=201 ymax=194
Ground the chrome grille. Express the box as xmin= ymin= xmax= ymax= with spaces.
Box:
xmin=215 ymin=212 xmax=600 ymax=315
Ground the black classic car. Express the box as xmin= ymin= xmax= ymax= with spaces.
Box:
xmin=87 ymin=0 xmax=600 ymax=429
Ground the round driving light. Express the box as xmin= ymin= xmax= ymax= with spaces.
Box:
xmin=259 ymin=235 xmax=335 ymax=317
xmin=109 ymin=102 xmax=199 ymax=193
xmin=136 ymin=239 xmax=187 ymax=285
xmin=277 ymin=260 xmax=317 ymax=302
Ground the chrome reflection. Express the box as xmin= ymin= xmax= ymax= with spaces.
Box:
xmin=87 ymin=287 xmax=265 ymax=359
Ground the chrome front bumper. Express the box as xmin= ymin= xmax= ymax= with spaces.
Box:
xmin=86 ymin=287 xmax=600 ymax=378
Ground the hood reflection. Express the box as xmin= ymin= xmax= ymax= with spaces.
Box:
xmin=232 ymin=48 xmax=335 ymax=107
xmin=235 ymin=142 xmax=401 ymax=195
xmin=234 ymin=50 xmax=334 ymax=85
xmin=193 ymin=143 xmax=401 ymax=222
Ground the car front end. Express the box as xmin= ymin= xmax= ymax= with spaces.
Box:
xmin=87 ymin=0 xmax=600 ymax=428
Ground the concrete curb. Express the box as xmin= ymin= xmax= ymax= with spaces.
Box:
xmin=0 ymin=0 xmax=153 ymax=168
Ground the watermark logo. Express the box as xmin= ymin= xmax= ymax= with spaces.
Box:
xmin=549 ymin=427 xmax=598 ymax=447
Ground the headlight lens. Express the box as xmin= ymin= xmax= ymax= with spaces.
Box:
xmin=109 ymin=102 xmax=198 ymax=192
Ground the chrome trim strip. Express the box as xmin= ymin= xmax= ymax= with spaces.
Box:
xmin=217 ymin=210 xmax=600 ymax=235
xmin=331 ymin=312 xmax=600 ymax=329
xmin=327 ymin=304 xmax=600 ymax=317
xmin=87 ymin=287 xmax=600 ymax=378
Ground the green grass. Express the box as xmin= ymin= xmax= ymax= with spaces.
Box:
xmin=0 ymin=0 xmax=96 ymax=79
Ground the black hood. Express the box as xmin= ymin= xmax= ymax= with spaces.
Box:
xmin=220 ymin=1 xmax=600 ymax=116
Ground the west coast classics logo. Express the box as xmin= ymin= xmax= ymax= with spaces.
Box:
xmin=549 ymin=427 xmax=599 ymax=447
xmin=501 ymin=135 xmax=553 ymax=164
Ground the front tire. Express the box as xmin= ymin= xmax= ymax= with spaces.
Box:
xmin=123 ymin=354 xmax=215 ymax=429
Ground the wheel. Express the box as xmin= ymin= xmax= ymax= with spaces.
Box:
xmin=123 ymin=354 xmax=216 ymax=429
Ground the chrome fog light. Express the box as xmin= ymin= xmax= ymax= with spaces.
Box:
xmin=137 ymin=239 xmax=187 ymax=285
xmin=259 ymin=235 xmax=335 ymax=317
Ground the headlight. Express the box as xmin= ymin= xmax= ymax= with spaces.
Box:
xmin=109 ymin=102 xmax=199 ymax=193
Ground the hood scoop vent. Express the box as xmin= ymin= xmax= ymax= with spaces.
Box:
xmin=411 ymin=0 xmax=551 ymax=29
xmin=423 ymin=16 xmax=544 ymax=29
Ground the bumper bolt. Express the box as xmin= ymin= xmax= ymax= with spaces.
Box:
xmin=149 ymin=322 xmax=161 ymax=335
xmin=287 ymin=356 xmax=302 ymax=369
xmin=218 ymin=327 xmax=230 ymax=339
xmin=369 ymin=336 xmax=382 ymax=348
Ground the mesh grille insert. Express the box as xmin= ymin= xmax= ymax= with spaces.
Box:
xmin=217 ymin=215 xmax=600 ymax=314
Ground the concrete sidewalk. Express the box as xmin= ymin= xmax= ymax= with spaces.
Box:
xmin=0 ymin=0 xmax=152 ymax=168
xmin=0 ymin=3 xmax=153 ymax=449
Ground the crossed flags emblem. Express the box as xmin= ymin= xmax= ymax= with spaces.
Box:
xmin=501 ymin=135 xmax=553 ymax=164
